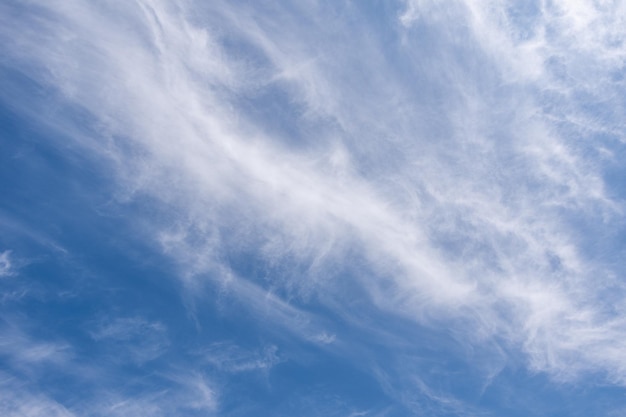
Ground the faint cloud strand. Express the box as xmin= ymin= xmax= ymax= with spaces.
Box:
xmin=90 ymin=317 xmax=169 ymax=365
xmin=0 ymin=251 xmax=14 ymax=278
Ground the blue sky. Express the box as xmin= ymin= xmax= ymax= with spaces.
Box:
xmin=1 ymin=0 xmax=626 ymax=415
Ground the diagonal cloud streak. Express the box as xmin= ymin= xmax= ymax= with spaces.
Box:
xmin=2 ymin=0 xmax=626 ymax=412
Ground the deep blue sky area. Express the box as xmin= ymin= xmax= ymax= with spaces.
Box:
xmin=2 ymin=1 xmax=626 ymax=416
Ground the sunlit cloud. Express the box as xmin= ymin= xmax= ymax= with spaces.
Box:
xmin=1 ymin=0 xmax=625 ymax=415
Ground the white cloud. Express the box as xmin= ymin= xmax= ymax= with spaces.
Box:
xmin=91 ymin=372 xmax=218 ymax=417
xmin=0 ymin=316 xmax=216 ymax=417
xmin=200 ymin=341 xmax=281 ymax=373
xmin=89 ymin=317 xmax=169 ymax=365
xmin=0 ymin=320 xmax=72 ymax=369
xmin=2 ymin=0 xmax=626 ymax=398
xmin=0 ymin=251 xmax=14 ymax=277
xmin=398 ymin=0 xmax=626 ymax=376
xmin=0 ymin=375 xmax=76 ymax=417
xmin=3 ymin=374 xmax=218 ymax=417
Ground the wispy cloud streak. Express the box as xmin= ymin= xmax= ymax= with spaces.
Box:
xmin=1 ymin=0 xmax=626 ymax=413
xmin=0 ymin=251 xmax=13 ymax=277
